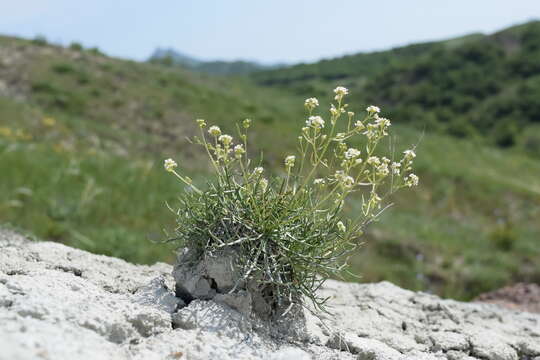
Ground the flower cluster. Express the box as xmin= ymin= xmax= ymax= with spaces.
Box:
xmin=344 ymin=148 xmax=360 ymax=159
xmin=208 ymin=125 xmax=221 ymax=137
xmin=196 ymin=119 xmax=207 ymax=128
xmin=304 ymin=97 xmax=319 ymax=111
xmin=306 ymin=116 xmax=325 ymax=129
xmin=164 ymin=158 xmax=177 ymax=172
xmin=334 ymin=86 xmax=348 ymax=101
xmin=234 ymin=144 xmax=245 ymax=159
xmin=366 ymin=105 xmax=380 ymax=114
xmin=295 ymin=86 xmax=420 ymax=218
xmin=284 ymin=155 xmax=296 ymax=168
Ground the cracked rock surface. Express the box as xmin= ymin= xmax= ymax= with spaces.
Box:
xmin=1 ymin=229 xmax=539 ymax=360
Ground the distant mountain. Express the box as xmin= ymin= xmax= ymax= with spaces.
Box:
xmin=149 ymin=47 xmax=279 ymax=75
xmin=151 ymin=48 xmax=201 ymax=67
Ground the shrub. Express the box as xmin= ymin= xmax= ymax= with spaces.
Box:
xmin=88 ymin=47 xmax=103 ymax=56
xmin=69 ymin=42 xmax=83 ymax=51
xmin=51 ymin=63 xmax=75 ymax=74
xmin=164 ymin=87 xmax=419 ymax=312
xmin=31 ymin=35 xmax=48 ymax=46
xmin=489 ymin=223 xmax=517 ymax=251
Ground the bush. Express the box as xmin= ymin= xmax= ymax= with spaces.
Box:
xmin=30 ymin=81 xmax=86 ymax=114
xmin=489 ymin=222 xmax=517 ymax=251
xmin=163 ymin=87 xmax=419 ymax=312
xmin=88 ymin=47 xmax=103 ymax=56
xmin=31 ymin=35 xmax=48 ymax=46
xmin=51 ymin=63 xmax=75 ymax=74
xmin=69 ymin=42 xmax=83 ymax=51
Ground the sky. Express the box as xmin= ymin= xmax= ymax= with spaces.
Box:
xmin=1 ymin=1 xmax=540 ymax=64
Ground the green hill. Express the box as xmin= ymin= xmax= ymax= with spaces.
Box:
xmin=0 ymin=31 xmax=539 ymax=300
xmin=253 ymin=21 xmax=540 ymax=155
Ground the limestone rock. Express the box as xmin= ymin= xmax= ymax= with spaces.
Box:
xmin=173 ymin=247 xmax=294 ymax=320
xmin=1 ymin=229 xmax=540 ymax=360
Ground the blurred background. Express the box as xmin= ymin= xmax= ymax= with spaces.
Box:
xmin=1 ymin=1 xmax=539 ymax=300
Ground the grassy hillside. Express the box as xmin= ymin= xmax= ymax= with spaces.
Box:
xmin=1 ymin=33 xmax=539 ymax=299
xmin=253 ymin=21 xmax=540 ymax=155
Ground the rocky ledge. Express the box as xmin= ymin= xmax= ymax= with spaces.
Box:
xmin=0 ymin=229 xmax=539 ymax=360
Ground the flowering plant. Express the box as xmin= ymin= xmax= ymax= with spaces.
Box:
xmin=164 ymin=87 xmax=418 ymax=313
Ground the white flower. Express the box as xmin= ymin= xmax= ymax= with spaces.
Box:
xmin=354 ymin=158 xmax=363 ymax=165
xmin=330 ymin=104 xmax=339 ymax=116
xmin=367 ymin=156 xmax=381 ymax=166
xmin=313 ymin=178 xmax=325 ymax=185
xmin=333 ymin=86 xmax=349 ymax=100
xmin=218 ymin=134 xmax=233 ymax=146
xmin=234 ymin=144 xmax=245 ymax=158
xmin=342 ymin=175 xmax=355 ymax=188
xmin=403 ymin=149 xmax=416 ymax=160
xmin=196 ymin=119 xmax=206 ymax=128
xmin=366 ymin=105 xmax=381 ymax=114
xmin=284 ymin=155 xmax=296 ymax=168
xmin=347 ymin=111 xmax=355 ymax=117
xmin=355 ymin=120 xmax=365 ymax=130
xmin=306 ymin=115 xmax=325 ymax=129
xmin=391 ymin=162 xmax=401 ymax=175
xmin=375 ymin=117 xmax=391 ymax=129
xmin=214 ymin=144 xmax=229 ymax=160
xmin=253 ymin=167 xmax=264 ymax=175
xmin=406 ymin=174 xmax=419 ymax=187
xmin=344 ymin=148 xmax=361 ymax=159
xmin=164 ymin=158 xmax=177 ymax=172
xmin=334 ymin=133 xmax=346 ymax=141
xmin=337 ymin=221 xmax=346 ymax=233
xmin=377 ymin=163 xmax=389 ymax=176
xmin=304 ymin=97 xmax=319 ymax=110
xmin=363 ymin=123 xmax=378 ymax=140
xmin=208 ymin=125 xmax=221 ymax=137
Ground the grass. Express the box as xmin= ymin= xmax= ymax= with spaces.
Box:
xmin=345 ymin=126 xmax=540 ymax=298
xmin=0 ymin=34 xmax=539 ymax=299
xmin=0 ymin=141 xmax=177 ymax=262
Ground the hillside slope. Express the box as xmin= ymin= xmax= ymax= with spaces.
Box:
xmin=253 ymin=21 xmax=540 ymax=153
xmin=0 ymin=34 xmax=539 ymax=299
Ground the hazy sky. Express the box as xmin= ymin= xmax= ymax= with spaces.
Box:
xmin=1 ymin=1 xmax=539 ymax=64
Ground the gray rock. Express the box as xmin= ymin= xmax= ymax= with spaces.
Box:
xmin=429 ymin=331 xmax=468 ymax=352
xmin=327 ymin=332 xmax=405 ymax=359
xmin=173 ymin=247 xmax=295 ymax=320
xmin=132 ymin=276 xmax=184 ymax=313
xmin=1 ymin=229 xmax=540 ymax=360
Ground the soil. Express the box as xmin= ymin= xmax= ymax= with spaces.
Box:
xmin=475 ymin=282 xmax=540 ymax=314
